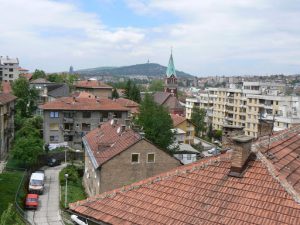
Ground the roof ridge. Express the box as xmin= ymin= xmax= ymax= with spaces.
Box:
xmin=70 ymin=155 xmax=231 ymax=208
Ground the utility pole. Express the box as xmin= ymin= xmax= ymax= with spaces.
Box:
xmin=65 ymin=173 xmax=69 ymax=208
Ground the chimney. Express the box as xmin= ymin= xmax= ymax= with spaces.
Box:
xmin=222 ymin=125 xmax=244 ymax=149
xmin=229 ymin=135 xmax=254 ymax=177
xmin=257 ymin=119 xmax=273 ymax=138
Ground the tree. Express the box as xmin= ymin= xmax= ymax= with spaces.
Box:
xmin=112 ymin=88 xmax=119 ymax=99
xmin=124 ymin=79 xmax=132 ymax=99
xmin=148 ymin=79 xmax=164 ymax=92
xmin=124 ymin=80 xmax=141 ymax=103
xmin=137 ymin=94 xmax=174 ymax=152
xmin=12 ymin=77 xmax=39 ymax=119
xmin=0 ymin=204 xmax=23 ymax=225
xmin=191 ymin=107 xmax=206 ymax=137
xmin=32 ymin=69 xmax=46 ymax=80
xmin=47 ymin=73 xmax=64 ymax=83
xmin=214 ymin=130 xmax=222 ymax=141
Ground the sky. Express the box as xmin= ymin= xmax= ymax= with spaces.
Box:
xmin=1 ymin=0 xmax=300 ymax=76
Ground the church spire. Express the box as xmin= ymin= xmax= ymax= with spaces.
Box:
xmin=166 ymin=50 xmax=176 ymax=77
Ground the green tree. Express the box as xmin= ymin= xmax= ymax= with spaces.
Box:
xmin=124 ymin=79 xmax=132 ymax=99
xmin=148 ymin=79 xmax=164 ymax=92
xmin=191 ymin=107 xmax=206 ymax=137
xmin=0 ymin=204 xmax=23 ymax=225
xmin=112 ymin=88 xmax=119 ymax=99
xmin=137 ymin=94 xmax=174 ymax=152
xmin=12 ymin=78 xmax=39 ymax=119
xmin=124 ymin=80 xmax=141 ymax=103
xmin=214 ymin=130 xmax=222 ymax=141
xmin=47 ymin=73 xmax=64 ymax=83
xmin=32 ymin=69 xmax=46 ymax=80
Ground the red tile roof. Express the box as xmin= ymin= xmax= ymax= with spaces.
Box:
xmin=84 ymin=120 xmax=142 ymax=167
xmin=40 ymin=96 xmax=129 ymax=111
xmin=70 ymin=154 xmax=300 ymax=224
xmin=1 ymin=81 xmax=12 ymax=94
xmin=0 ymin=93 xmax=17 ymax=105
xmin=114 ymin=98 xmax=139 ymax=114
xmin=19 ymin=73 xmax=32 ymax=80
xmin=255 ymin=125 xmax=300 ymax=193
xmin=171 ymin=114 xmax=186 ymax=126
xmin=75 ymin=80 xmax=112 ymax=89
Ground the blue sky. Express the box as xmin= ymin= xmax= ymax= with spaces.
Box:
xmin=1 ymin=0 xmax=300 ymax=76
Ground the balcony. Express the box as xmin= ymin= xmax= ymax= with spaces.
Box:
xmin=63 ymin=117 xmax=74 ymax=123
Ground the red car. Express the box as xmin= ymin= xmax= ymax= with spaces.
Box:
xmin=25 ymin=194 xmax=39 ymax=209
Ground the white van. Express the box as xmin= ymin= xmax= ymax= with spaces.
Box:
xmin=29 ymin=171 xmax=45 ymax=194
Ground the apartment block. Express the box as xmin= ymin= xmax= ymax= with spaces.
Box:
xmin=0 ymin=93 xmax=16 ymax=160
xmin=40 ymin=93 xmax=129 ymax=150
xmin=0 ymin=56 xmax=20 ymax=81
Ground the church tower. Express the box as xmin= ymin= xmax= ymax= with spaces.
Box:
xmin=164 ymin=52 xmax=178 ymax=96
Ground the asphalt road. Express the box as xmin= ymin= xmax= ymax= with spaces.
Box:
xmin=27 ymin=164 xmax=65 ymax=225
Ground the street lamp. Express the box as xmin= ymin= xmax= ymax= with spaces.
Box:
xmin=65 ymin=173 xmax=69 ymax=208
xmin=65 ymin=148 xmax=67 ymax=164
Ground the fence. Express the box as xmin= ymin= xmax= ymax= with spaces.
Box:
xmin=14 ymin=169 xmax=32 ymax=225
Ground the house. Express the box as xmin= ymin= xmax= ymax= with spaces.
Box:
xmin=114 ymin=98 xmax=139 ymax=117
xmin=69 ymin=128 xmax=300 ymax=225
xmin=173 ymin=143 xmax=199 ymax=164
xmin=30 ymin=78 xmax=69 ymax=115
xmin=83 ymin=119 xmax=181 ymax=196
xmin=40 ymin=93 xmax=129 ymax=150
xmin=75 ymin=80 xmax=113 ymax=98
xmin=171 ymin=114 xmax=195 ymax=144
xmin=0 ymin=93 xmax=16 ymax=160
xmin=153 ymin=92 xmax=184 ymax=116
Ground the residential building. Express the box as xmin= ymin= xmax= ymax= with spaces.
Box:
xmin=0 ymin=56 xmax=20 ymax=81
xmin=30 ymin=78 xmax=69 ymax=115
xmin=0 ymin=93 xmax=16 ymax=160
xmin=70 ymin=128 xmax=300 ymax=225
xmin=83 ymin=119 xmax=181 ymax=195
xmin=173 ymin=143 xmax=199 ymax=164
xmin=40 ymin=93 xmax=129 ymax=150
xmin=114 ymin=98 xmax=139 ymax=117
xmin=75 ymin=80 xmax=113 ymax=98
xmin=153 ymin=92 xmax=184 ymax=115
xmin=171 ymin=114 xmax=195 ymax=144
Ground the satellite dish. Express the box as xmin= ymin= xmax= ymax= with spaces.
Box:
xmin=117 ymin=127 xmax=121 ymax=134
xmin=110 ymin=119 xmax=114 ymax=125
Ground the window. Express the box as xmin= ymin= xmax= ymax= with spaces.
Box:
xmin=9 ymin=68 xmax=13 ymax=72
xmin=82 ymin=111 xmax=91 ymax=118
xmin=187 ymin=154 xmax=192 ymax=160
xmin=82 ymin=123 xmax=91 ymax=131
xmin=64 ymin=135 xmax=73 ymax=141
xmin=50 ymin=135 xmax=59 ymax=142
xmin=50 ymin=111 xmax=59 ymax=118
xmin=50 ymin=123 xmax=59 ymax=131
xmin=147 ymin=153 xmax=155 ymax=163
xmin=131 ymin=153 xmax=139 ymax=163
xmin=64 ymin=123 xmax=73 ymax=130
xmin=9 ymin=74 xmax=13 ymax=78
xmin=178 ymin=154 xmax=183 ymax=160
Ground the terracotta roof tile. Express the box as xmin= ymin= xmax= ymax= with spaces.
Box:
xmin=40 ymin=96 xmax=129 ymax=111
xmin=0 ymin=93 xmax=17 ymax=104
xmin=114 ymin=98 xmax=139 ymax=114
xmin=19 ymin=73 xmax=32 ymax=80
xmin=256 ymin=126 xmax=300 ymax=193
xmin=75 ymin=80 xmax=112 ymax=89
xmin=1 ymin=81 xmax=12 ymax=94
xmin=170 ymin=114 xmax=186 ymax=126
xmin=84 ymin=120 xmax=142 ymax=167
xmin=70 ymin=154 xmax=300 ymax=224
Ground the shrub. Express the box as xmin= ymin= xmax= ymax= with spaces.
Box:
xmin=59 ymin=165 xmax=79 ymax=185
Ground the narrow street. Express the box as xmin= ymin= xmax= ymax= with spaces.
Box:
xmin=27 ymin=164 xmax=65 ymax=225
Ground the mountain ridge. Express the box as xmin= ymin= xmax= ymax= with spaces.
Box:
xmin=76 ymin=63 xmax=193 ymax=78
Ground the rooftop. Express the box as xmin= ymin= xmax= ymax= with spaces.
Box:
xmin=171 ymin=114 xmax=187 ymax=127
xmin=1 ymin=81 xmax=12 ymax=94
xmin=30 ymin=78 xmax=52 ymax=84
xmin=40 ymin=95 xmax=129 ymax=111
xmin=83 ymin=120 xmax=142 ymax=167
xmin=70 ymin=153 xmax=300 ymax=225
xmin=75 ymin=80 xmax=112 ymax=89
xmin=0 ymin=93 xmax=17 ymax=105
xmin=114 ymin=98 xmax=139 ymax=114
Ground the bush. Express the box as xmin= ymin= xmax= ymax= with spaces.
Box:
xmin=59 ymin=165 xmax=80 ymax=185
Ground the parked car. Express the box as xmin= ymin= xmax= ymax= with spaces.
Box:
xmin=29 ymin=171 xmax=45 ymax=194
xmin=47 ymin=158 xmax=60 ymax=167
xmin=25 ymin=194 xmax=39 ymax=209
xmin=208 ymin=147 xmax=221 ymax=155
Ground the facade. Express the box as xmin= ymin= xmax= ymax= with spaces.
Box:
xmin=30 ymin=78 xmax=69 ymax=115
xmin=114 ymin=98 xmax=139 ymax=117
xmin=70 ymin=128 xmax=300 ymax=225
xmin=0 ymin=93 xmax=16 ymax=160
xmin=0 ymin=56 xmax=20 ymax=81
xmin=173 ymin=143 xmax=199 ymax=164
xmin=186 ymin=82 xmax=300 ymax=137
xmin=75 ymin=80 xmax=113 ymax=98
xmin=171 ymin=114 xmax=195 ymax=144
xmin=83 ymin=119 xmax=181 ymax=195
xmin=40 ymin=94 xmax=129 ymax=150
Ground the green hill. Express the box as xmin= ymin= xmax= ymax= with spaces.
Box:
xmin=76 ymin=63 xmax=192 ymax=78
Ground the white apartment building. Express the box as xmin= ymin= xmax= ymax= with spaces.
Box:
xmin=186 ymin=81 xmax=300 ymax=138
xmin=0 ymin=56 xmax=20 ymax=81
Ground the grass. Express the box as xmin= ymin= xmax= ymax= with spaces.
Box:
xmin=61 ymin=183 xmax=86 ymax=208
xmin=0 ymin=171 xmax=23 ymax=214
